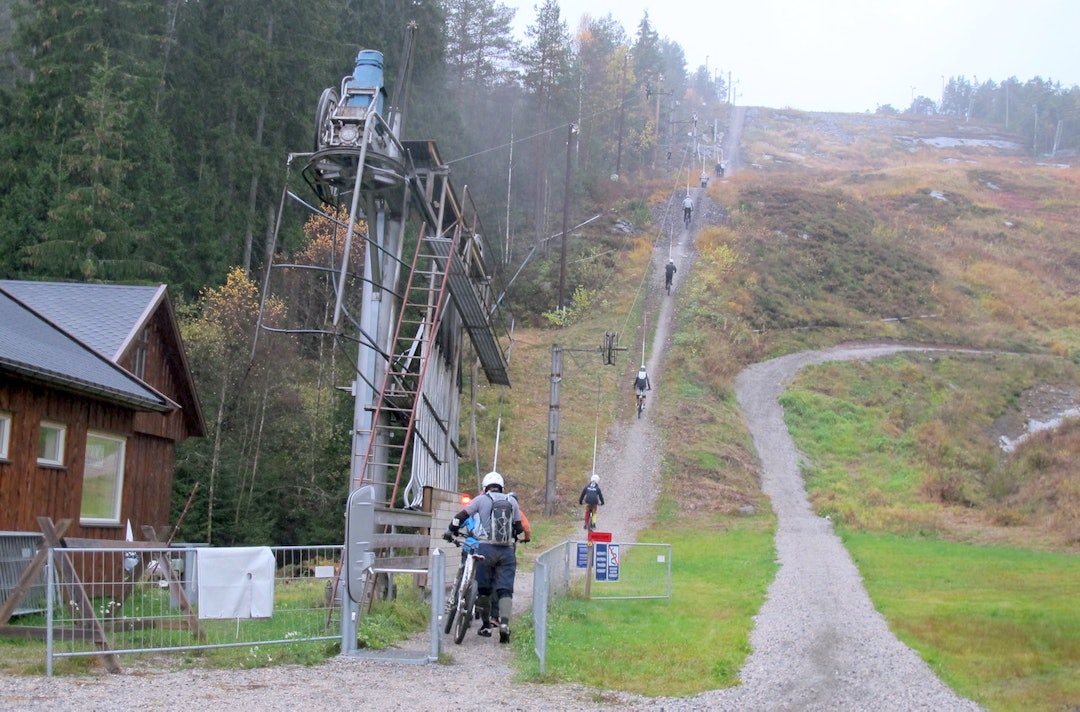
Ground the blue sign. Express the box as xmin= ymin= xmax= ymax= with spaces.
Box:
xmin=594 ymin=543 xmax=607 ymax=580
xmin=607 ymin=544 xmax=620 ymax=582
xmin=576 ymin=543 xmax=589 ymax=568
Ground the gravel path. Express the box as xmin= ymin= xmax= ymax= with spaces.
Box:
xmin=0 ymin=341 xmax=984 ymax=712
xmin=0 ymin=111 xmax=984 ymax=712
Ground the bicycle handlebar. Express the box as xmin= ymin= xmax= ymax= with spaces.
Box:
xmin=444 ymin=531 xmax=527 ymax=547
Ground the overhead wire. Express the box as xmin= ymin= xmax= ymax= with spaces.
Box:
xmin=620 ymin=141 xmax=696 ymax=344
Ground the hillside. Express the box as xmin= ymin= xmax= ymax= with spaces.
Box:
xmin=490 ymin=106 xmax=1080 ymax=554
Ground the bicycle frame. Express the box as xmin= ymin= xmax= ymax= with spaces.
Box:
xmin=444 ymin=534 xmax=484 ymax=644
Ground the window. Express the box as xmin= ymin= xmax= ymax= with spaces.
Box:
xmin=0 ymin=412 xmax=11 ymax=460
xmin=37 ymin=421 xmax=66 ymax=466
xmin=81 ymin=431 xmax=126 ymax=525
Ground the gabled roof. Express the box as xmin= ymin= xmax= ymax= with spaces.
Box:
xmin=0 ymin=289 xmax=172 ymax=412
xmin=0 ymin=281 xmax=165 ymax=362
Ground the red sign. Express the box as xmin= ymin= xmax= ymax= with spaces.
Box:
xmin=587 ymin=530 xmax=612 ymax=543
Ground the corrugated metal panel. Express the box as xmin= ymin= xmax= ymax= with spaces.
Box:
xmin=427 ymin=237 xmax=510 ymax=386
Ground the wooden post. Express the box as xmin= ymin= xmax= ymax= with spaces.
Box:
xmin=38 ymin=517 xmax=122 ymax=674
xmin=0 ymin=519 xmax=70 ymax=627
xmin=140 ymin=525 xmax=207 ymax=641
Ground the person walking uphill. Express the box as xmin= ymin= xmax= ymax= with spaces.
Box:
xmin=445 ymin=471 xmax=523 ymax=643
xmin=579 ymin=474 xmax=605 ymax=530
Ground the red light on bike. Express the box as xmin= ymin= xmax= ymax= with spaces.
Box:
xmin=460 ymin=493 xmax=472 ymax=505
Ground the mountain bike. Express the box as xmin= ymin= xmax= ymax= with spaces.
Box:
xmin=683 ymin=208 xmax=692 ymax=228
xmin=443 ymin=531 xmax=484 ymax=644
xmin=665 ymin=275 xmax=673 ymax=295
xmin=635 ymin=391 xmax=646 ymax=418
xmin=583 ymin=505 xmax=599 ymax=531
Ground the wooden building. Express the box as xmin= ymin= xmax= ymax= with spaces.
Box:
xmin=0 ymin=281 xmax=205 ymax=540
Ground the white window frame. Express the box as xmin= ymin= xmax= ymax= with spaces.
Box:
xmin=80 ymin=430 xmax=127 ymax=526
xmin=0 ymin=412 xmax=11 ymax=460
xmin=37 ymin=420 xmax=67 ymax=467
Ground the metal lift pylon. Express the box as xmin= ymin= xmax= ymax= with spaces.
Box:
xmin=255 ymin=26 xmax=510 ymax=656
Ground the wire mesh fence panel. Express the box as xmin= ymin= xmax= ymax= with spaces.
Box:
xmin=0 ymin=532 xmax=48 ymax=615
xmin=581 ymin=542 xmax=672 ymax=601
xmin=530 ymin=540 xmax=671 ymax=671
xmin=531 ymin=540 xmax=575 ymax=673
xmin=45 ymin=545 xmax=343 ymax=665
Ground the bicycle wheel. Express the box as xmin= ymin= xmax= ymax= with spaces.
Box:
xmin=443 ymin=566 xmax=463 ymax=634
xmin=453 ymin=573 xmax=475 ymax=644
xmin=637 ymin=396 xmax=644 ymax=418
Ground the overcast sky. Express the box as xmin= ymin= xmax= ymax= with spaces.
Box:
xmin=502 ymin=0 xmax=1079 ymax=113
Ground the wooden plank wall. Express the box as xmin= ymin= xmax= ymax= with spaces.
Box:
xmin=0 ymin=379 xmax=173 ymax=539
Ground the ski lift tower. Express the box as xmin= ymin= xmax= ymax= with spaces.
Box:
xmin=258 ymin=24 xmax=510 ymax=653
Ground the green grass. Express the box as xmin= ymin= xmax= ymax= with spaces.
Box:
xmin=845 ymin=532 xmax=1080 ymax=712
xmin=515 ymin=518 xmax=776 ymax=697
xmin=774 ymin=353 xmax=1080 ymax=710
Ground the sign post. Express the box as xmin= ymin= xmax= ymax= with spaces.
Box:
xmin=584 ymin=530 xmax=611 ymax=599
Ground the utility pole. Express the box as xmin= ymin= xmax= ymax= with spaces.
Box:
xmin=647 ymin=75 xmax=670 ymax=169
xmin=545 ymin=343 xmax=562 ymax=516
xmin=1033 ymin=104 xmax=1039 ymax=156
xmin=1005 ymin=82 xmax=1009 ymax=129
xmin=558 ymin=123 xmax=577 ymax=312
xmin=615 ymin=54 xmax=627 ymax=178
xmin=544 ymin=333 xmax=626 ymax=515
xmin=653 ymin=77 xmax=662 ymax=168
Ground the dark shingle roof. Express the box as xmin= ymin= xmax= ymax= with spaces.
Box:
xmin=0 ymin=287 xmax=171 ymax=412
xmin=0 ymin=280 xmax=164 ymax=361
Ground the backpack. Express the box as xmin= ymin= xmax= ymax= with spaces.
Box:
xmin=487 ymin=492 xmax=515 ymax=545
xmin=583 ymin=483 xmax=601 ymax=505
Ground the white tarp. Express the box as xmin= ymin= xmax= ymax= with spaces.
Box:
xmin=196 ymin=547 xmax=275 ymax=619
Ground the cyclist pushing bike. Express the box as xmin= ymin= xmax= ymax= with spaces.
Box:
xmin=579 ymin=474 xmax=605 ymax=530
xmin=441 ymin=512 xmax=483 ymax=643
xmin=444 ymin=471 xmax=523 ymax=643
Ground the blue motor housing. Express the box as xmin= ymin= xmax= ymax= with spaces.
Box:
xmin=345 ymin=49 xmax=387 ymax=116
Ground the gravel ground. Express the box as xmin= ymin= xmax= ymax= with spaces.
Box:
xmin=0 ymin=341 xmax=984 ymax=712
xmin=0 ymin=110 xmax=984 ymax=711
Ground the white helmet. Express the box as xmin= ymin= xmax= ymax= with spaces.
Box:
xmin=481 ymin=471 xmax=504 ymax=490
xmin=590 ymin=473 xmax=600 ymax=484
